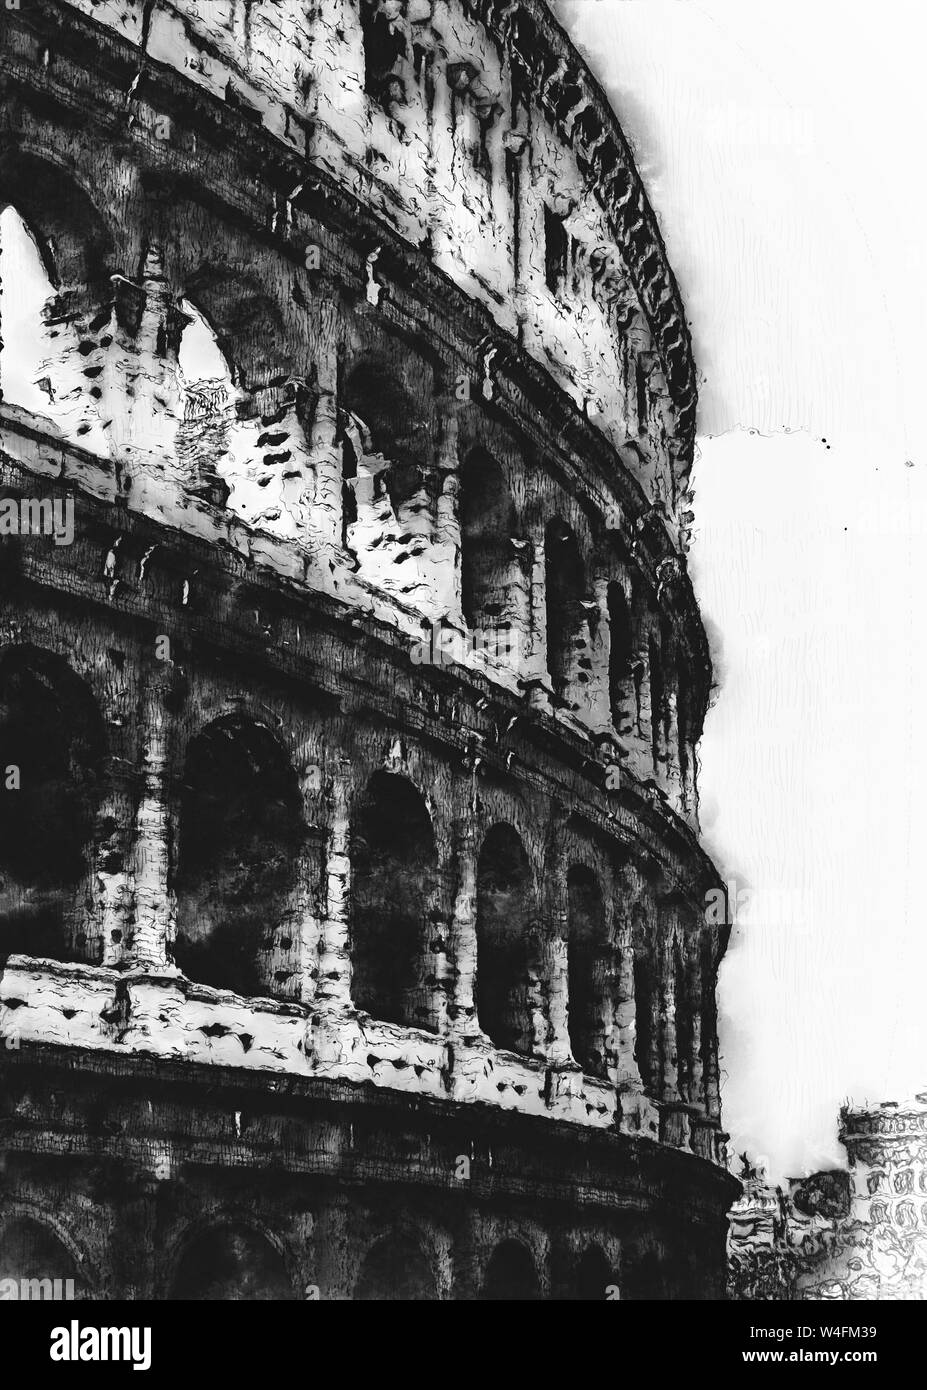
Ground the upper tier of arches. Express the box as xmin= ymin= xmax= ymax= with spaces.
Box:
xmin=0 ymin=155 xmax=708 ymax=815
xmin=36 ymin=0 xmax=695 ymax=524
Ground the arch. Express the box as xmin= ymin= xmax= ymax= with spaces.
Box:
xmin=475 ymin=823 xmax=534 ymax=1055
xmin=181 ymin=265 xmax=289 ymax=392
xmin=570 ymin=1244 xmax=616 ymax=1301
xmin=353 ymin=1234 xmax=437 ymax=1301
xmin=566 ymin=864 xmax=609 ymax=1079
xmin=169 ymin=1221 xmax=295 ymax=1301
xmin=174 ymin=298 xmax=238 ymax=507
xmin=173 ymin=715 xmax=305 ymax=997
xmin=351 ymin=771 xmax=438 ymax=1030
xmin=0 ymin=1214 xmax=84 ymax=1296
xmin=0 ymin=203 xmax=110 ymax=454
xmin=0 ymin=644 xmax=105 ymax=962
xmin=459 ymin=447 xmax=519 ymax=638
xmin=342 ymin=354 xmax=432 ymax=516
xmin=544 ymin=519 xmax=587 ymax=701
xmin=481 ymin=1240 xmax=541 ymax=1301
xmin=0 ymin=150 xmax=114 ymax=292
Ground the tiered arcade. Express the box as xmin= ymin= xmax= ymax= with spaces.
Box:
xmin=0 ymin=0 xmax=737 ymax=1299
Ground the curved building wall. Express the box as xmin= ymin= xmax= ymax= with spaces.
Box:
xmin=0 ymin=0 xmax=737 ymax=1300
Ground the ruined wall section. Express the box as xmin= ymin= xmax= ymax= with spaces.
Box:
xmin=61 ymin=0 xmax=690 ymax=529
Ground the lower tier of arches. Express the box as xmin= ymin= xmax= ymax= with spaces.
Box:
xmin=0 ymin=1043 xmax=737 ymax=1301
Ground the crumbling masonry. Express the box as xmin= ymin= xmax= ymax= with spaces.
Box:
xmin=0 ymin=0 xmax=738 ymax=1299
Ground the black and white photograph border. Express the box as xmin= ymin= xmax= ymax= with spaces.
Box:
xmin=0 ymin=0 xmax=923 ymax=1332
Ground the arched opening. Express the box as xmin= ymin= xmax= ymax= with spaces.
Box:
xmin=607 ymin=581 xmax=634 ymax=733
xmin=481 ymin=1240 xmax=541 ymax=1301
xmin=174 ymin=716 xmax=304 ymax=997
xmin=571 ymin=1245 xmax=616 ymax=1301
xmin=545 ymin=519 xmax=587 ymax=702
xmin=0 ymin=206 xmax=108 ymax=454
xmin=360 ymin=0 xmax=408 ymax=112
xmin=351 ymin=771 xmax=437 ymax=1030
xmin=353 ymin=1234 xmax=437 ymax=1301
xmin=475 ymin=824 xmax=533 ymax=1055
xmin=0 ymin=155 xmax=114 ymax=454
xmin=566 ymin=865 xmax=609 ymax=1079
xmin=175 ymin=299 xmax=236 ymax=507
xmin=342 ymin=357 xmax=431 ymax=520
xmin=170 ymin=1223 xmax=295 ymax=1300
xmin=459 ymin=448 xmax=519 ymax=643
xmin=0 ymin=1216 xmax=83 ymax=1297
xmin=0 ymin=646 xmax=105 ymax=963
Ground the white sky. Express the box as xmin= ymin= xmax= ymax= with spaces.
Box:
xmin=556 ymin=0 xmax=927 ymax=1179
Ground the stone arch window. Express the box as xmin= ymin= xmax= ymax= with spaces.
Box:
xmin=169 ymin=1223 xmax=295 ymax=1301
xmin=0 ymin=204 xmax=108 ymax=454
xmin=545 ymin=519 xmax=587 ymax=703
xmin=351 ymin=771 xmax=438 ymax=1031
xmin=361 ymin=0 xmax=409 ymax=115
xmin=544 ymin=204 xmax=570 ymax=296
xmin=0 ymin=645 xmax=105 ymax=964
xmin=570 ymin=1245 xmax=616 ymax=1301
xmin=175 ymin=299 xmax=236 ymax=507
xmin=870 ymin=1201 xmax=888 ymax=1224
xmin=481 ymin=1240 xmax=541 ymax=1301
xmin=867 ymin=1170 xmax=888 ymax=1196
xmin=174 ymin=715 xmax=305 ymax=998
xmin=475 ymin=823 xmax=534 ymax=1055
xmin=0 ymin=1216 xmax=85 ymax=1298
xmin=566 ymin=864 xmax=609 ymax=1079
xmin=353 ymin=1234 xmax=437 ymax=1301
xmin=342 ymin=356 xmax=432 ymax=526
xmin=607 ymin=581 xmax=634 ymax=735
xmin=459 ymin=447 xmax=520 ymax=642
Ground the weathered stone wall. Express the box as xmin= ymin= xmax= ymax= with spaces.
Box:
xmin=0 ymin=0 xmax=736 ymax=1298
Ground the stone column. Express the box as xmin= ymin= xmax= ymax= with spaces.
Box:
xmin=658 ymin=912 xmax=691 ymax=1150
xmin=131 ymin=670 xmax=177 ymax=970
xmin=685 ymin=923 xmax=706 ymax=1112
xmin=586 ymin=571 xmax=615 ymax=735
xmin=434 ymin=393 xmax=463 ymax=623
xmin=308 ymin=299 xmax=342 ymax=547
xmin=659 ymin=916 xmax=681 ymax=1105
xmin=703 ymin=925 xmax=722 ymax=1125
xmin=291 ymin=831 xmax=325 ymax=1008
xmin=92 ymin=767 xmax=137 ymax=970
xmin=315 ymin=759 xmax=354 ymax=1009
xmin=524 ymin=523 xmax=551 ymax=711
xmin=612 ymin=869 xmax=659 ymax=1137
xmin=447 ymin=816 xmax=479 ymax=1037
xmin=542 ymin=810 xmax=574 ymax=1070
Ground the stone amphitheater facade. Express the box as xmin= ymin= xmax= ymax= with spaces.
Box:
xmin=0 ymin=0 xmax=738 ymax=1299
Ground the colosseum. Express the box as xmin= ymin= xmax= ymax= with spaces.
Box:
xmin=0 ymin=0 xmax=738 ymax=1300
